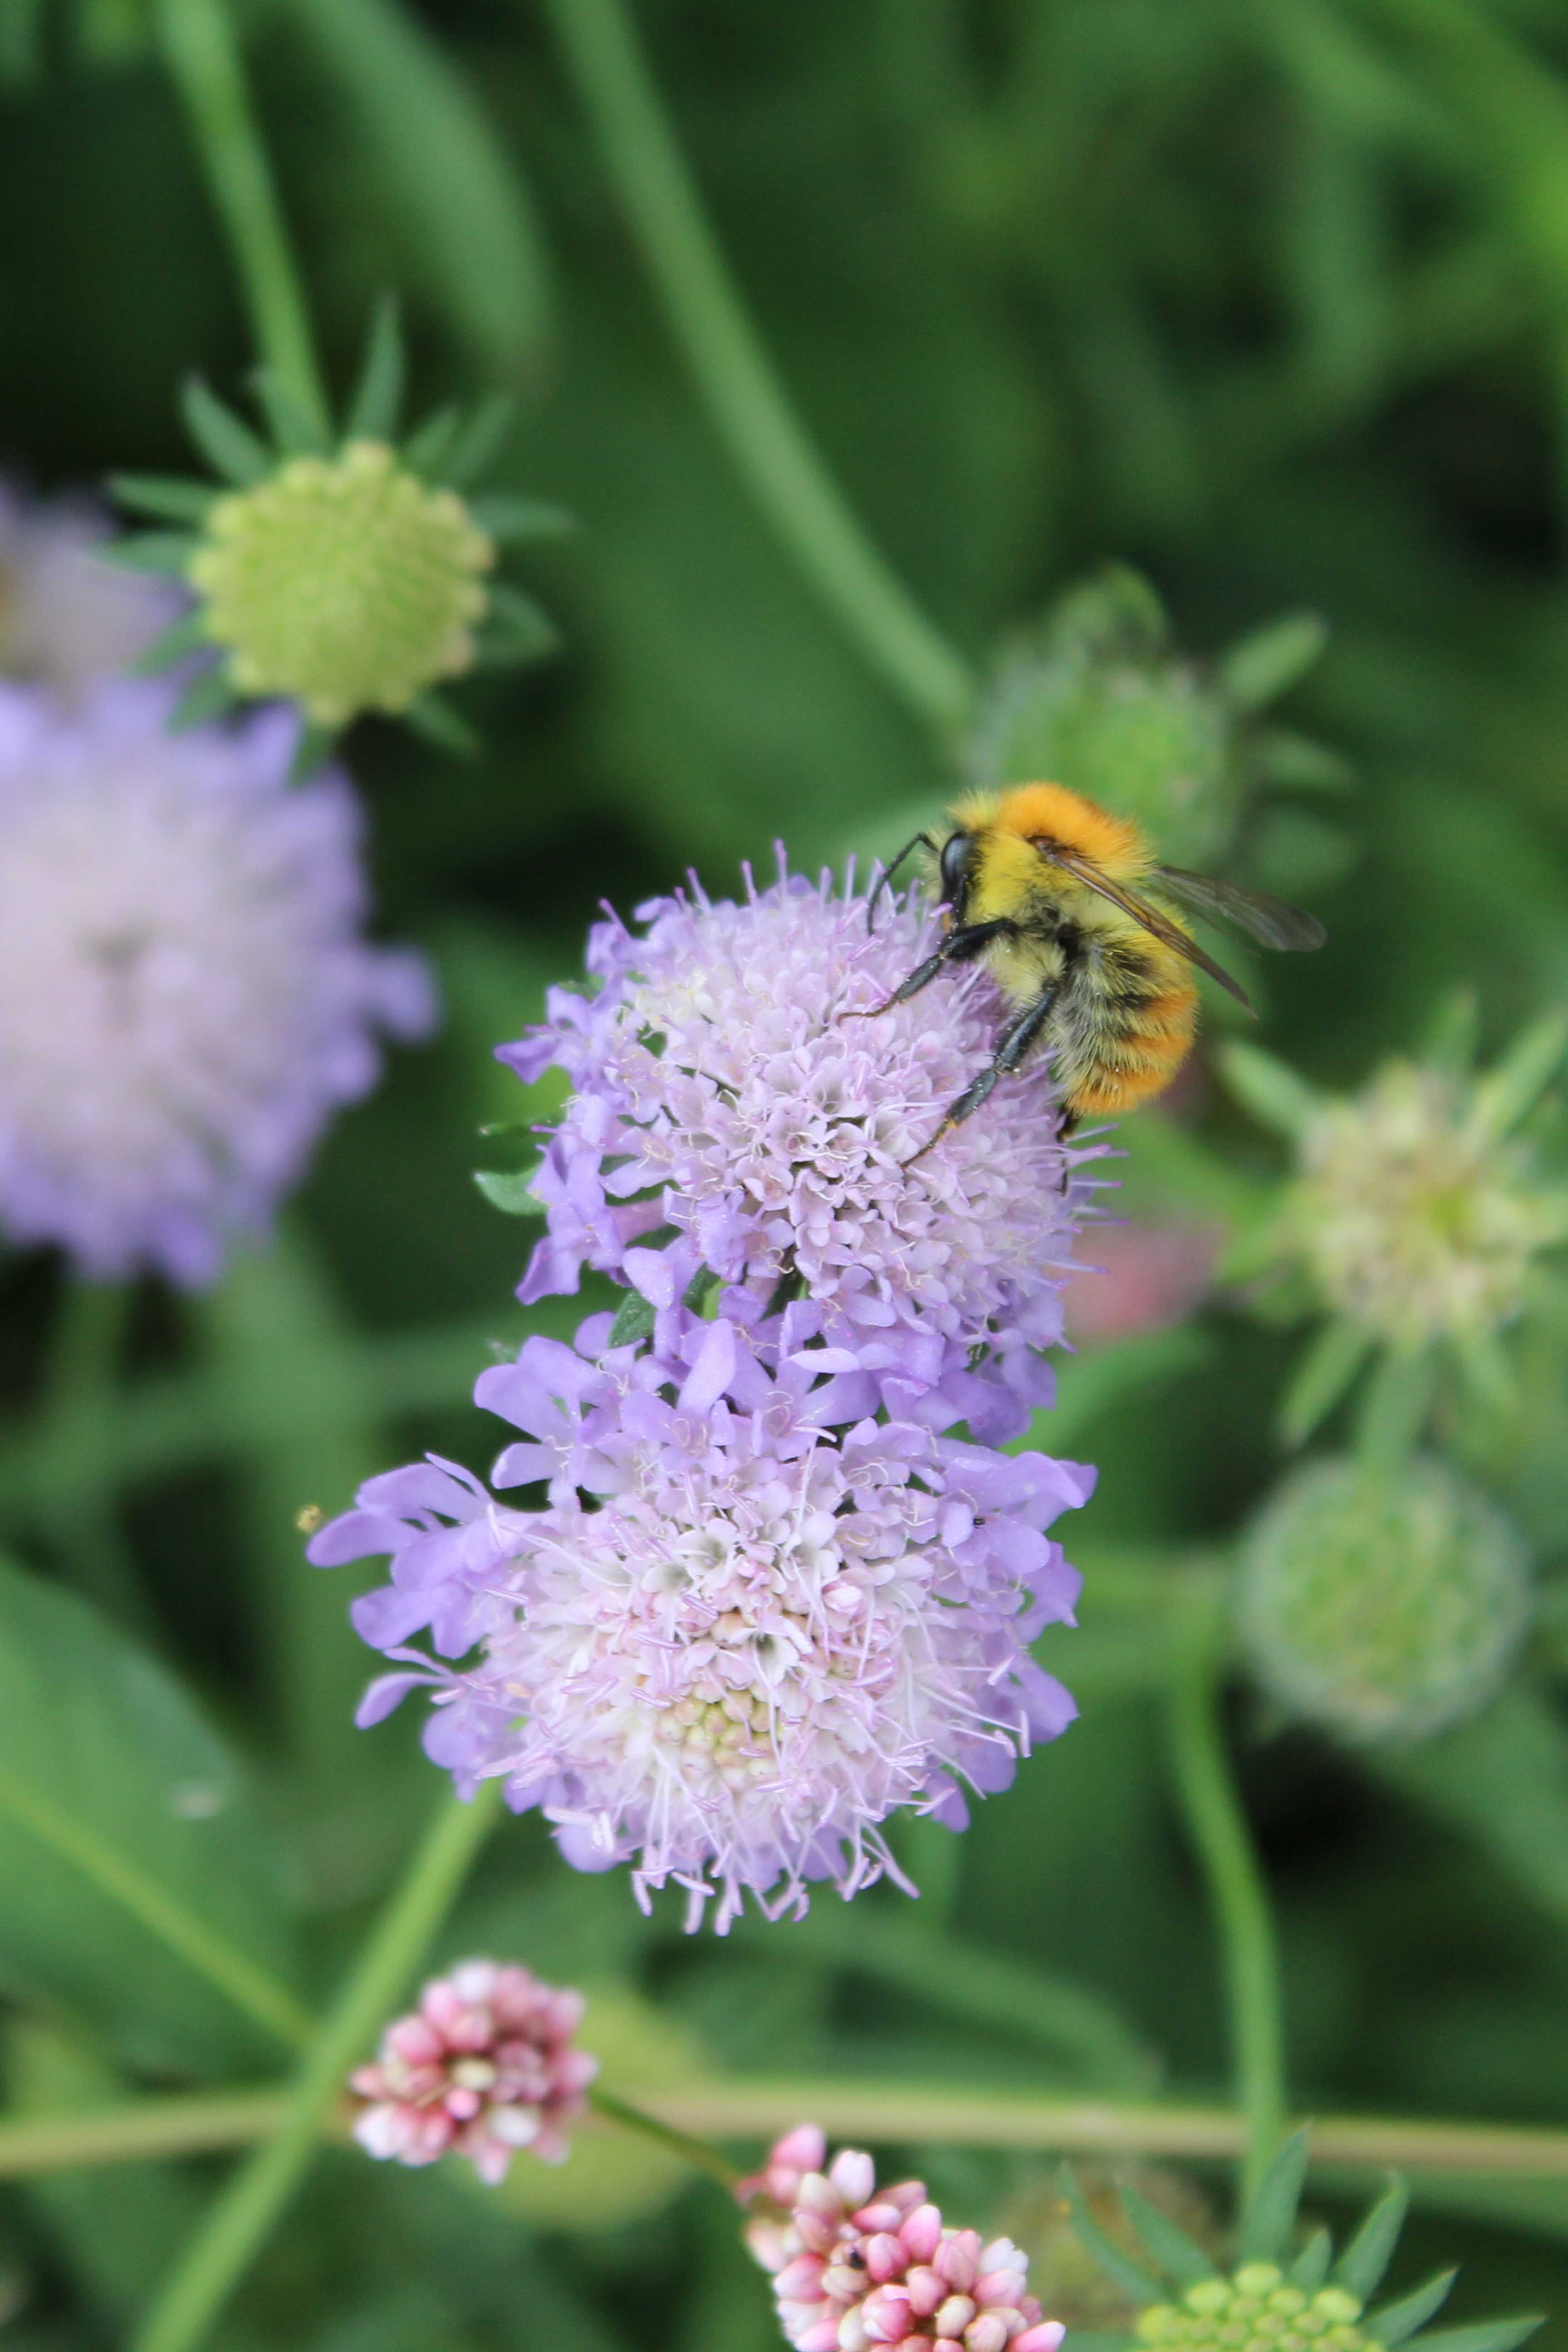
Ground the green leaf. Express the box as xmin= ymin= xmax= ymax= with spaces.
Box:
xmin=286 ymin=0 xmax=554 ymax=378
xmin=1219 ymin=612 xmax=1329 ymax=711
xmin=1288 ymin=2230 xmax=1332 ymax=2291
xmin=1220 ymin=1041 xmax=1323 ymax=1138
xmin=102 ymin=531 xmax=196 ymax=577
xmin=403 ymin=690 xmax=481 ymax=757
xmin=1369 ymin=2270 xmax=1458 ymax=2345
xmin=109 ymin=473 xmax=217 ymax=526
xmin=400 ymin=403 xmax=462 ymax=479
xmin=1278 ymin=1320 xmax=1373 ymax=1446
xmin=1239 ymin=2125 xmax=1311 ymax=2264
xmin=1333 ymin=2176 xmax=1409 ymax=2301
xmin=1013 ymin=1328 xmax=1216 ymax=1456
xmin=168 ymin=664 xmax=237 ymax=732
xmin=1371 ymin=1688 xmax=1568 ymax=1934
xmin=0 ymin=0 xmax=44 ymax=82
xmin=1400 ymin=2323 xmax=1543 ymax=2352
xmin=608 ymin=1292 xmax=657 ymax=1348
xmin=345 ymin=293 xmax=406 ymax=443
xmin=250 ymin=365 xmax=331 ymax=457
xmin=473 ymin=1169 xmax=544 ymax=1217
xmin=469 ymin=492 xmax=577 ymax=543
xmin=1250 ymin=728 xmax=1353 ymax=793
xmin=1121 ymin=2186 xmax=1218 ymax=2286
xmin=180 ymin=376 xmax=272 ymax=485
xmin=1354 ymin=1345 xmax=1441 ymax=1475
xmin=289 ymin=721 xmax=338 ymax=783
xmin=1417 ymin=989 xmax=1480 ymax=1074
xmin=438 ymin=392 xmax=519 ymax=490
xmin=131 ymin=611 xmax=211 ymax=678
xmin=1470 ymin=1011 xmax=1568 ymax=1142
xmin=0 ymin=1552 xmax=308 ymax=2069
xmin=1060 ymin=2167 xmax=1163 ymax=2306
xmin=475 ymin=582 xmax=560 ymax=667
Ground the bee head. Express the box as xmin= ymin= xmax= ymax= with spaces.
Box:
xmin=938 ymin=828 xmax=974 ymax=911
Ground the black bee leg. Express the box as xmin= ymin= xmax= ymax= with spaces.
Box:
xmin=902 ymin=986 xmax=1059 ymax=1169
xmin=845 ymin=919 xmax=1016 ymax=1019
xmin=865 ymin=833 xmax=934 ymax=932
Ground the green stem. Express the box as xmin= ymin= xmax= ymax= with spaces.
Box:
xmin=131 ymin=1783 xmax=501 ymax=2352
xmin=1167 ymin=1664 xmax=1287 ymax=2203
xmin=588 ymin=2085 xmax=740 ymax=2191
xmin=537 ymin=0 xmax=976 ymax=737
xmin=152 ymin=0 xmax=330 ymax=436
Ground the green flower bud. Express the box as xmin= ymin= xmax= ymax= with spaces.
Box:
xmin=1135 ymin=2269 xmax=1382 ymax=2352
xmin=1240 ymin=1455 xmax=1531 ymax=1743
xmin=187 ymin=441 xmax=495 ymax=727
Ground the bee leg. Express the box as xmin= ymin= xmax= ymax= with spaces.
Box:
xmin=846 ymin=919 xmax=1016 ymax=1019
xmin=902 ymin=986 xmax=1058 ymax=1168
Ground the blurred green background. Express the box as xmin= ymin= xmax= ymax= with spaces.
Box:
xmin=5 ymin=1 xmax=1568 ymax=2346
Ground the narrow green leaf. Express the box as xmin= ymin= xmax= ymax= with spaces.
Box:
xmin=180 ymin=377 xmax=272 ymax=485
xmin=469 ymin=491 xmax=577 ymax=542
xmin=403 ymin=690 xmax=480 ymax=757
xmin=1470 ymin=1011 xmax=1568 ymax=1142
xmin=1288 ymin=2230 xmax=1332 ymax=2291
xmin=609 ymin=1292 xmax=656 ymax=1348
xmin=1060 ymin=2168 xmax=1163 ymax=2306
xmin=102 ymin=532 xmax=196 ymax=577
xmin=1354 ymin=1345 xmax=1440 ymax=1475
xmin=1418 ymin=989 xmax=1480 ymax=1074
xmin=1401 ymin=2322 xmax=1543 ymax=2352
xmin=250 ymin=365 xmax=331 ymax=456
xmin=345 ymin=293 xmax=406 ymax=443
xmin=475 ymin=583 xmax=560 ymax=667
xmin=132 ymin=612 xmax=211 ymax=679
xmin=473 ymin=1169 xmax=544 ymax=1217
xmin=109 ymin=474 xmax=217 ymax=526
xmin=1239 ymin=2126 xmax=1311 ymax=2264
xmin=1250 ymin=728 xmax=1353 ymax=793
xmin=401 ymin=404 xmax=463 ymax=479
xmin=1333 ymin=2176 xmax=1409 ymax=2301
xmin=168 ymin=665 xmax=238 ymax=732
xmin=1278 ymin=1321 xmax=1372 ymax=1446
xmin=0 ymin=1553 xmax=309 ymax=2068
xmin=441 ymin=392 xmax=519 ymax=489
xmin=1370 ymin=2270 xmax=1457 ymax=2345
xmin=1220 ymin=1041 xmax=1323 ymax=1138
xmin=1121 ymin=2186 xmax=1218 ymax=2286
xmin=1219 ymin=612 xmax=1329 ymax=711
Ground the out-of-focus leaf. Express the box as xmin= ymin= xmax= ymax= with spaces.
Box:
xmin=1333 ymin=2174 xmax=1409 ymax=2299
xmin=1014 ymin=1328 xmax=1217 ymax=1456
xmin=472 ymin=1169 xmax=544 ymax=1217
xmin=1237 ymin=2125 xmax=1310 ymax=2264
xmin=1370 ymin=2269 xmax=1459 ymax=2345
xmin=1120 ymin=2184 xmax=1216 ymax=2284
xmin=285 ymin=0 xmax=554 ymax=379
xmin=1370 ymin=1687 xmax=1568 ymax=1930
xmin=1219 ymin=612 xmax=1329 ymax=712
xmin=0 ymin=1554 xmax=304 ymax=2070
xmin=1279 ymin=1319 xmax=1372 ymax=1445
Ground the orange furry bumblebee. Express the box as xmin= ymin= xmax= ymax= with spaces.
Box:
xmin=866 ymin=783 xmax=1324 ymax=1152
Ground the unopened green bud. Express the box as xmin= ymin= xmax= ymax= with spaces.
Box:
xmin=1240 ymin=1455 xmax=1531 ymax=1743
xmin=188 ymin=440 xmax=494 ymax=726
xmin=1134 ymin=2267 xmax=1381 ymax=2352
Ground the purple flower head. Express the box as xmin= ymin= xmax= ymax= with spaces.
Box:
xmin=504 ymin=861 xmax=1098 ymax=1434
xmin=312 ymin=1308 xmax=1092 ymax=1932
xmin=0 ymin=681 xmax=434 ymax=1284
xmin=0 ymin=479 xmax=179 ymax=697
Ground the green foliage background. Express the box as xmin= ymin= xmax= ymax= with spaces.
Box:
xmin=5 ymin=0 xmax=1568 ymax=2345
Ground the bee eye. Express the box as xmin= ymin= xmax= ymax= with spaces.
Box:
xmin=938 ymin=833 xmax=970 ymax=904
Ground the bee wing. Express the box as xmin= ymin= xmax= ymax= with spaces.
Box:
xmin=1043 ymin=844 xmax=1255 ymax=1011
xmin=1153 ymin=865 xmax=1327 ymax=952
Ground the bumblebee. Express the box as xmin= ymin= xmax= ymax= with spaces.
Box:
xmin=865 ymin=782 xmax=1325 ymax=1151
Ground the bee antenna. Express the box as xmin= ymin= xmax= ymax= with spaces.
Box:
xmin=867 ymin=833 xmax=934 ymax=932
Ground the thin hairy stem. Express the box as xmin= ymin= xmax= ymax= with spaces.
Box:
xmin=130 ymin=1784 xmax=500 ymax=2352
xmin=152 ymin=0 xmax=330 ymax=435
xmin=1168 ymin=1663 xmax=1288 ymax=2202
xmin=538 ymin=0 xmax=975 ymax=736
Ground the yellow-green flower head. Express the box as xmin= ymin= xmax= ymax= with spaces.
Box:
xmin=1136 ymin=2265 xmax=1380 ymax=2352
xmin=187 ymin=441 xmax=495 ymax=728
xmin=1290 ymin=1062 xmax=1568 ymax=1352
xmin=1240 ymin=1455 xmax=1531 ymax=1744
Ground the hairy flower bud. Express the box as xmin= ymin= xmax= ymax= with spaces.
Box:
xmin=1240 ymin=1455 xmax=1531 ymax=1743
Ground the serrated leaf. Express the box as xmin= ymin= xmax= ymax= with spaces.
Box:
xmin=1220 ymin=612 xmax=1329 ymax=711
xmin=1278 ymin=1320 xmax=1372 ymax=1447
xmin=168 ymin=664 xmax=237 ymax=732
xmin=0 ymin=1552 xmax=307 ymax=2070
xmin=1370 ymin=2270 xmax=1458 ymax=2345
xmin=1220 ymin=1041 xmax=1323 ymax=1138
xmin=250 ymin=365 xmax=331 ymax=457
xmin=102 ymin=531 xmax=196 ymax=577
xmin=345 ymin=293 xmax=406 ymax=443
xmin=1403 ymin=2323 xmax=1543 ymax=2352
xmin=109 ymin=474 xmax=217 ymax=526
xmin=608 ymin=1292 xmax=657 ymax=1348
xmin=131 ymin=611 xmax=210 ymax=678
xmin=403 ymin=690 xmax=480 ymax=757
xmin=1333 ymin=2177 xmax=1409 ymax=2301
xmin=1060 ymin=2168 xmax=1163 ymax=2306
xmin=1288 ymin=2230 xmax=1332 ymax=2291
xmin=1239 ymin=2126 xmax=1311 ymax=2264
xmin=180 ymin=377 xmax=272 ymax=485
xmin=473 ymin=1169 xmax=544 ymax=1217
xmin=469 ymin=492 xmax=577 ymax=543
xmin=1121 ymin=2186 xmax=1218 ymax=2285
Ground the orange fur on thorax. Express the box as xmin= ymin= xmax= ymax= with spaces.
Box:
xmin=952 ymin=783 xmax=1154 ymax=882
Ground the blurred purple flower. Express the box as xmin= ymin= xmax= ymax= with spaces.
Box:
xmin=505 ymin=862 xmax=1099 ymax=1438
xmin=0 ymin=681 xmax=433 ymax=1283
xmin=0 ymin=480 xmax=179 ymax=697
xmin=312 ymin=1306 xmax=1091 ymax=1932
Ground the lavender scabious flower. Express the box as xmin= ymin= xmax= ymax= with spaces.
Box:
xmin=311 ymin=1307 xmax=1090 ymax=1932
xmin=0 ymin=681 xmax=432 ymax=1283
xmin=349 ymin=1958 xmax=597 ymax=2183
xmin=740 ymin=2125 xmax=1066 ymax=2352
xmin=505 ymin=862 xmax=1095 ymax=1439
xmin=0 ymin=480 xmax=177 ymax=696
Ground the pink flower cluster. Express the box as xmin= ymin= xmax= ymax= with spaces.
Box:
xmin=742 ymin=2127 xmax=1064 ymax=2352
xmin=348 ymin=1959 xmax=598 ymax=2184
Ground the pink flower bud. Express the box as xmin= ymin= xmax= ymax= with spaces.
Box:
xmin=935 ymin=2297 xmax=977 ymax=2338
xmin=1014 ymin=2328 xmax=1066 ymax=2352
xmin=775 ymin=2257 xmax=828 ymax=2302
xmin=964 ymin=2314 xmax=1012 ymax=2352
xmin=862 ymin=2288 xmax=913 ymax=2342
xmin=901 ymin=2206 xmax=944 ymax=2265
xmin=864 ymin=2234 xmax=906 ymax=2285
xmin=906 ymin=2268 xmax=945 ymax=2319
xmin=829 ymin=2151 xmax=877 ymax=2210
xmin=936 ymin=2234 xmax=980 ymax=2293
